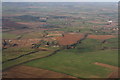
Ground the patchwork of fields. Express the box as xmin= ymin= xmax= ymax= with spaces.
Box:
xmin=2 ymin=2 xmax=119 ymax=79
xmin=24 ymin=50 xmax=118 ymax=78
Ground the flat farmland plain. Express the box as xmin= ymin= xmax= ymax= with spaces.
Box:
xmin=24 ymin=50 xmax=118 ymax=78
xmin=2 ymin=2 xmax=118 ymax=79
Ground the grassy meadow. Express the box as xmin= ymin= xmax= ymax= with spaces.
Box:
xmin=24 ymin=49 xmax=118 ymax=78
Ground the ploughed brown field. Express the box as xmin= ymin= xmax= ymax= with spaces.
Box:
xmin=55 ymin=33 xmax=84 ymax=46
xmin=2 ymin=19 xmax=28 ymax=30
xmin=3 ymin=66 xmax=76 ymax=78
xmin=87 ymin=35 xmax=116 ymax=40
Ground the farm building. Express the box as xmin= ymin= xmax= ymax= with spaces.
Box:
xmin=107 ymin=19 xmax=113 ymax=24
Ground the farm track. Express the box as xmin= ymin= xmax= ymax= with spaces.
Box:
xmin=94 ymin=62 xmax=120 ymax=78
xmin=94 ymin=62 xmax=119 ymax=70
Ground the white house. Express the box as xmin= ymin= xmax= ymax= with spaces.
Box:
xmin=107 ymin=20 xmax=113 ymax=24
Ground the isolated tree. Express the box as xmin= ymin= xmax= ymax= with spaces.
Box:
xmin=2 ymin=40 xmax=7 ymax=46
xmin=62 ymin=34 xmax=64 ymax=37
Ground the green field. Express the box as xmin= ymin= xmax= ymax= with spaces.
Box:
xmin=2 ymin=33 xmax=17 ymax=39
xmin=2 ymin=47 xmax=59 ymax=70
xmin=2 ymin=2 xmax=118 ymax=78
xmin=24 ymin=49 xmax=118 ymax=78
xmin=3 ymin=47 xmax=36 ymax=61
xmin=21 ymin=32 xmax=43 ymax=39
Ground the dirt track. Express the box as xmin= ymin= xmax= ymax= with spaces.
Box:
xmin=94 ymin=62 xmax=118 ymax=70
xmin=94 ymin=62 xmax=120 ymax=78
xmin=3 ymin=66 xmax=76 ymax=78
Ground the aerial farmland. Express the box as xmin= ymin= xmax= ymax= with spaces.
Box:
xmin=2 ymin=2 xmax=119 ymax=79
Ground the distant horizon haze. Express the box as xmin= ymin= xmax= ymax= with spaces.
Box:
xmin=2 ymin=0 xmax=120 ymax=2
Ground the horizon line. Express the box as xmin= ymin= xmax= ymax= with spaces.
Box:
xmin=2 ymin=1 xmax=119 ymax=2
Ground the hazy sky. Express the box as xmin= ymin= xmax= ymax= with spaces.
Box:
xmin=2 ymin=0 xmax=120 ymax=2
